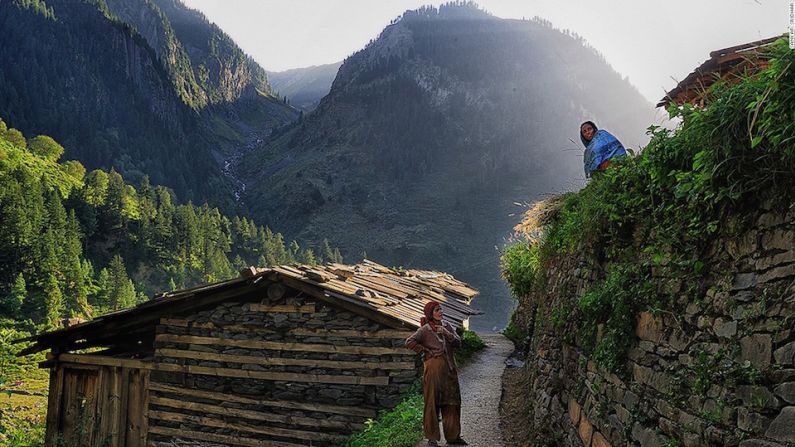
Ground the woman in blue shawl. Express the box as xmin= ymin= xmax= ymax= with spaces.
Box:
xmin=580 ymin=121 xmax=626 ymax=178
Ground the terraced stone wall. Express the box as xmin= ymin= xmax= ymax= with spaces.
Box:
xmin=515 ymin=206 xmax=795 ymax=447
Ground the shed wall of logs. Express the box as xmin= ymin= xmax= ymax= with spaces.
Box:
xmin=147 ymin=290 xmax=418 ymax=446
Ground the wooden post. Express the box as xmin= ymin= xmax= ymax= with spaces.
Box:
xmin=44 ymin=365 xmax=64 ymax=447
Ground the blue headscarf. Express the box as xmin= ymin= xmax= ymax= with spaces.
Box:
xmin=581 ymin=122 xmax=626 ymax=178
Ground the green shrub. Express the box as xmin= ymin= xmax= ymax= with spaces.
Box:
xmin=500 ymin=242 xmax=541 ymax=298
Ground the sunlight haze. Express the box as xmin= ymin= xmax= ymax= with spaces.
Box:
xmin=180 ymin=0 xmax=788 ymax=102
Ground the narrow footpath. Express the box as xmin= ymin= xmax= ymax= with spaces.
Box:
xmin=417 ymin=333 xmax=515 ymax=447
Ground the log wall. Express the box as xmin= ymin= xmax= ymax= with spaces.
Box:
xmin=147 ymin=291 xmax=418 ymax=447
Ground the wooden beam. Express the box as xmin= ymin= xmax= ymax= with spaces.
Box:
xmin=159 ymin=319 xmax=412 ymax=339
xmin=148 ymin=426 xmax=308 ymax=447
xmin=155 ymin=334 xmax=410 ymax=356
xmin=58 ymin=353 xmax=154 ymax=370
xmin=149 ymin=396 xmax=364 ymax=430
xmin=158 ymin=348 xmax=414 ymax=370
xmin=152 ymin=362 xmax=389 ymax=386
xmin=148 ymin=410 xmax=348 ymax=443
xmin=60 ymin=353 xmax=393 ymax=385
xmin=148 ymin=382 xmax=377 ymax=418
xmin=248 ymin=303 xmax=315 ymax=313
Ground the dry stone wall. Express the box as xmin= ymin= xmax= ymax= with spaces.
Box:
xmin=147 ymin=289 xmax=419 ymax=446
xmin=515 ymin=206 xmax=795 ymax=447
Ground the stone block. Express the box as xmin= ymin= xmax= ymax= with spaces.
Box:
xmin=756 ymin=251 xmax=795 ymax=271
xmin=636 ymin=311 xmax=664 ymax=343
xmin=569 ymin=398 xmax=582 ymax=425
xmin=682 ymin=432 xmax=702 ymax=447
xmin=738 ymin=385 xmax=780 ymax=409
xmin=631 ymin=423 xmax=663 ymax=447
xmin=739 ymin=440 xmax=785 ymax=447
xmin=774 ymin=342 xmax=795 ymax=366
xmin=759 ymin=264 xmax=795 ymax=284
xmin=766 ymin=406 xmax=795 ymax=443
xmin=775 ymin=382 xmax=795 ymax=404
xmin=592 ymin=431 xmax=611 ymax=447
xmin=737 ymin=407 xmax=772 ymax=433
xmin=733 ymin=273 xmax=757 ymax=291
xmin=614 ymin=404 xmax=631 ymax=424
xmin=735 ymin=291 xmax=757 ymax=302
xmin=771 ymin=369 xmax=795 ymax=382
xmin=739 ymin=334 xmax=773 ymax=370
xmin=623 ymin=390 xmax=639 ymax=409
xmin=762 ymin=229 xmax=794 ymax=251
xmin=714 ymin=318 xmax=738 ymax=338
xmin=578 ymin=414 xmax=594 ymax=446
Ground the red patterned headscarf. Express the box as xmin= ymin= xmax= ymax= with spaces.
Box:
xmin=421 ymin=301 xmax=441 ymax=330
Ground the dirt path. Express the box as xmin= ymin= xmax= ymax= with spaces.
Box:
xmin=417 ymin=333 xmax=515 ymax=447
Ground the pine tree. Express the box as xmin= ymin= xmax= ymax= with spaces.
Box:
xmin=288 ymin=240 xmax=300 ymax=264
xmin=302 ymin=249 xmax=317 ymax=265
xmin=320 ymin=239 xmax=334 ymax=264
xmin=44 ymin=273 xmax=64 ymax=329
xmin=62 ymin=211 xmax=90 ymax=318
xmin=107 ymin=255 xmax=135 ymax=311
xmin=92 ymin=268 xmax=110 ymax=311
xmin=333 ymin=248 xmax=343 ymax=264
xmin=2 ymin=273 xmax=26 ymax=318
xmin=273 ymin=233 xmax=287 ymax=264
xmin=82 ymin=170 xmax=109 ymax=206
xmin=100 ymin=169 xmax=126 ymax=232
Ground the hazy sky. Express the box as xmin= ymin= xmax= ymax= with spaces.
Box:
xmin=180 ymin=0 xmax=789 ymax=103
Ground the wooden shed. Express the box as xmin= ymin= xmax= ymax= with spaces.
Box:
xmin=657 ymin=34 xmax=786 ymax=108
xmin=20 ymin=260 xmax=480 ymax=447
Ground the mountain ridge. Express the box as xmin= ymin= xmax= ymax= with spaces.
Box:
xmin=241 ymin=3 xmax=656 ymax=329
xmin=0 ymin=0 xmax=296 ymax=207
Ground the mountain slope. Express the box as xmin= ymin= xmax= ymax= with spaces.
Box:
xmin=241 ymin=4 xmax=656 ymax=329
xmin=268 ymin=61 xmax=343 ymax=112
xmin=0 ymin=0 xmax=296 ymax=206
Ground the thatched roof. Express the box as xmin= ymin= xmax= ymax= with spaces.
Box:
xmin=657 ymin=34 xmax=786 ymax=108
xmin=18 ymin=260 xmax=480 ymax=356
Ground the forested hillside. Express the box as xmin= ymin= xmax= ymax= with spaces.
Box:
xmin=0 ymin=117 xmax=339 ymax=333
xmin=240 ymin=2 xmax=657 ymax=329
xmin=0 ymin=0 xmax=296 ymax=207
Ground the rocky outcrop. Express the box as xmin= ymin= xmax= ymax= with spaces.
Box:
xmin=513 ymin=205 xmax=795 ymax=446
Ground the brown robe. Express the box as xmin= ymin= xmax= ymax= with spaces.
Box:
xmin=406 ymin=321 xmax=462 ymax=442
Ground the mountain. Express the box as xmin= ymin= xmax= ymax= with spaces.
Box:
xmin=0 ymin=0 xmax=296 ymax=206
xmin=268 ymin=61 xmax=343 ymax=112
xmin=240 ymin=3 xmax=657 ymax=330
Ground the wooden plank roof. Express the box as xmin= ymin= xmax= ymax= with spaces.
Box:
xmin=18 ymin=260 xmax=480 ymax=356
xmin=657 ymin=34 xmax=786 ymax=108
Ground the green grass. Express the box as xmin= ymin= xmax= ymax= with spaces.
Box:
xmin=341 ymin=330 xmax=486 ymax=447
xmin=0 ymin=324 xmax=47 ymax=447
